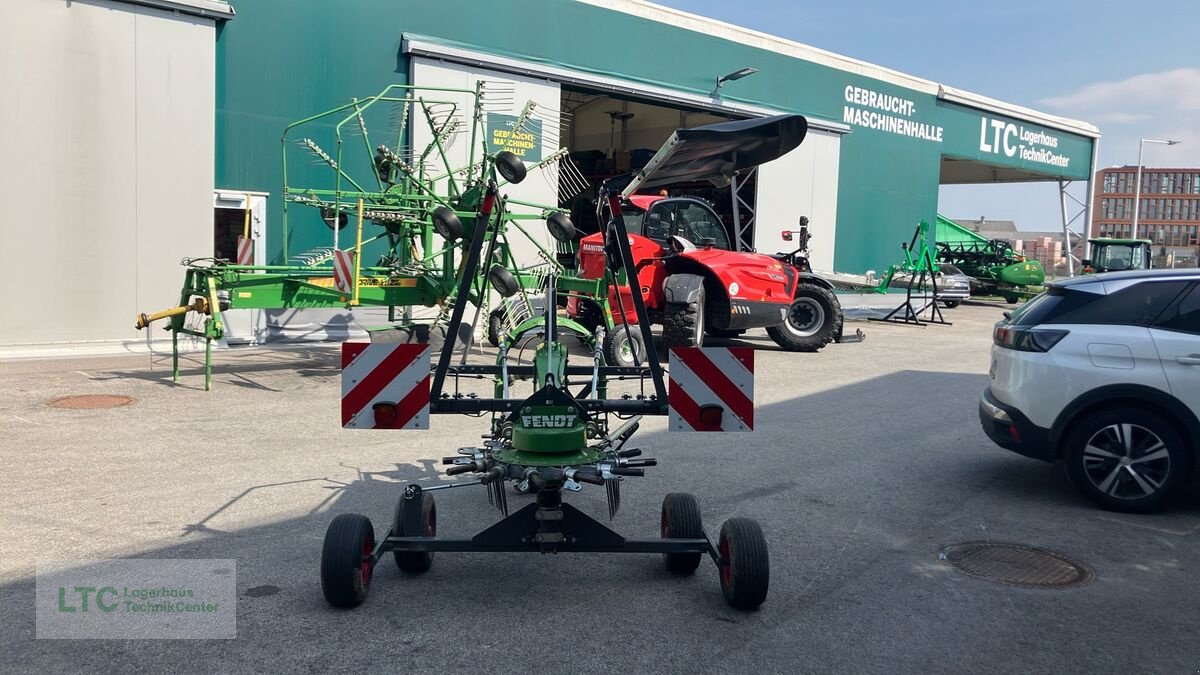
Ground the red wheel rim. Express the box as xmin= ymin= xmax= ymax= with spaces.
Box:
xmin=359 ymin=533 xmax=374 ymax=585
xmin=427 ymin=505 xmax=437 ymax=537
xmin=720 ymin=537 xmax=732 ymax=588
xmin=661 ymin=506 xmax=669 ymax=538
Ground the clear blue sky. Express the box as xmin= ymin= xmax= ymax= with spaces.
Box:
xmin=655 ymin=0 xmax=1200 ymax=231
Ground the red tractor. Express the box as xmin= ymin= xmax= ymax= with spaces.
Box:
xmin=563 ymin=190 xmax=844 ymax=367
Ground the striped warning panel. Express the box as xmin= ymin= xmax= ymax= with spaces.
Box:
xmin=236 ymin=236 xmax=254 ymax=265
xmin=341 ymin=343 xmax=431 ymax=429
xmin=668 ymin=347 xmax=754 ymax=432
xmin=332 ymin=250 xmax=355 ymax=294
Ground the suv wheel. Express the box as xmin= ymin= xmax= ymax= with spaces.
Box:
xmin=1062 ymin=408 xmax=1189 ymax=513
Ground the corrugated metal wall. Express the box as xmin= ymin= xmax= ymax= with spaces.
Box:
xmin=0 ymin=0 xmax=215 ymax=352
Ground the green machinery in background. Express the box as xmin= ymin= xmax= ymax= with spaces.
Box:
xmin=934 ymin=214 xmax=1045 ymax=303
xmin=1082 ymin=238 xmax=1153 ymax=274
xmin=136 ymin=82 xmax=588 ymax=389
xmin=870 ymin=219 xmax=950 ymax=326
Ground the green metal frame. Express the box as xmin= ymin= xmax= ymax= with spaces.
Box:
xmin=141 ymin=83 xmax=570 ymax=389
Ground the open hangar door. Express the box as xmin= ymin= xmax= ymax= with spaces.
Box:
xmin=559 ymin=87 xmax=843 ymax=271
xmin=938 ymin=155 xmax=1094 ymax=279
xmin=559 ymin=86 xmax=845 ymax=272
xmin=559 ymin=88 xmax=742 ymax=234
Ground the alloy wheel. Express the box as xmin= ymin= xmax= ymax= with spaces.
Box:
xmin=1081 ymin=423 xmax=1171 ymax=501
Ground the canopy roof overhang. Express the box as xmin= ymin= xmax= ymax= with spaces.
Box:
xmin=940 ymin=157 xmax=1080 ymax=185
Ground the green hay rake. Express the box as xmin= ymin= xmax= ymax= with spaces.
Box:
xmin=136 ymin=82 xmax=588 ymax=389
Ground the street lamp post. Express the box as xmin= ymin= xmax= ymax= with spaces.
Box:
xmin=1131 ymin=138 xmax=1182 ymax=239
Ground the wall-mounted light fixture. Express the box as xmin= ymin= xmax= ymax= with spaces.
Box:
xmin=715 ymin=67 xmax=759 ymax=92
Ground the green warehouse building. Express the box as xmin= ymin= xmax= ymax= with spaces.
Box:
xmin=1 ymin=0 xmax=1099 ymax=353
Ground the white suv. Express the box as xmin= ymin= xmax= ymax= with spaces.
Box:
xmin=980 ymin=269 xmax=1200 ymax=512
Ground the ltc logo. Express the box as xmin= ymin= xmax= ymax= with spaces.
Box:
xmin=58 ymin=586 xmax=119 ymax=613
xmin=979 ymin=117 xmax=1019 ymax=158
xmin=521 ymin=413 xmax=577 ymax=428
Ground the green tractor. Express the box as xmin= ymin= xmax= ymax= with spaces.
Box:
xmin=1082 ymin=238 xmax=1153 ymax=274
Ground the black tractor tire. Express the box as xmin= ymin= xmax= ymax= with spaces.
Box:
xmin=766 ymin=282 xmax=841 ymax=352
xmin=431 ymin=206 xmax=463 ymax=242
xmin=603 ymin=324 xmax=645 ymax=368
xmin=718 ymin=517 xmax=769 ymax=610
xmin=662 ymin=285 xmax=705 ymax=350
xmin=942 ymin=300 xmax=961 ymax=309
xmin=706 ymin=327 xmax=746 ymax=339
xmin=368 ymin=325 xmax=430 ymax=344
xmin=392 ymin=491 xmax=436 ymax=573
xmin=489 ymin=265 xmax=520 ymax=298
xmin=573 ymin=300 xmax=604 ymax=338
xmin=547 ymin=212 xmax=576 ymax=242
xmin=661 ymin=493 xmax=704 ymax=575
xmin=495 ymin=151 xmax=527 ymax=184
xmin=321 ymin=209 xmax=349 ymax=231
xmin=1062 ymin=408 xmax=1189 ymax=513
xmin=320 ymin=513 xmax=376 ymax=608
xmin=1004 ymin=295 xmax=1020 ymax=304
xmin=487 ymin=307 xmax=506 ymax=348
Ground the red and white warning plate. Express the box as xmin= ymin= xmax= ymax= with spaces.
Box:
xmin=668 ymin=347 xmax=754 ymax=432
xmin=332 ymin=249 xmax=355 ymax=294
xmin=341 ymin=343 xmax=431 ymax=429
xmin=236 ymin=235 xmax=254 ymax=266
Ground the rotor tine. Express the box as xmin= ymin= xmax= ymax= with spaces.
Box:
xmin=487 ymin=481 xmax=495 ymax=508
xmin=614 ymin=479 xmax=621 ymax=516
xmin=500 ymin=480 xmax=508 ymax=516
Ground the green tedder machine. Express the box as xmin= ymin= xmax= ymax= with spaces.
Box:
xmin=320 ymin=115 xmax=794 ymax=611
xmin=136 ymin=82 xmax=589 ymax=389
xmin=934 ymin=215 xmax=1045 ymax=303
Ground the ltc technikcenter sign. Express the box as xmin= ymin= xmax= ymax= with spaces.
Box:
xmin=838 ymin=80 xmax=1092 ymax=180
xmin=977 ymin=116 xmax=1071 ymax=169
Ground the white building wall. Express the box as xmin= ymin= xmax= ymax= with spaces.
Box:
xmin=0 ymin=0 xmax=216 ymax=354
xmin=754 ymin=128 xmax=843 ymax=272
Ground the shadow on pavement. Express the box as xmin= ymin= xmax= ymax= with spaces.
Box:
xmin=4 ymin=368 xmax=1198 ymax=672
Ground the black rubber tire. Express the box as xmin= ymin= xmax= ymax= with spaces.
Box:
xmin=321 ymin=209 xmax=348 ymax=231
xmin=1004 ymin=295 xmax=1020 ymax=304
xmin=427 ymin=323 xmax=472 ymax=351
xmin=942 ymin=300 xmax=961 ymax=309
xmin=320 ymin=513 xmax=375 ymax=608
xmin=662 ymin=285 xmax=705 ymax=350
xmin=547 ymin=212 xmax=576 ymax=242
xmin=495 ymin=151 xmax=527 ymax=184
xmin=706 ymin=327 xmax=746 ymax=339
xmin=431 ymin=206 xmax=464 ymax=242
xmin=368 ymin=325 xmax=431 ymax=344
xmin=489 ymin=265 xmax=520 ymax=297
xmin=661 ymin=493 xmax=704 ymax=575
xmin=392 ymin=491 xmax=436 ymax=573
xmin=487 ymin=307 xmax=506 ymax=348
xmin=1062 ymin=408 xmax=1189 ymax=513
xmin=718 ymin=517 xmax=769 ymax=610
xmin=766 ymin=282 xmax=842 ymax=352
xmin=602 ymin=324 xmax=645 ymax=368
xmin=573 ymin=301 xmax=604 ymax=338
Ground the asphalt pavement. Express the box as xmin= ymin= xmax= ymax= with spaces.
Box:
xmin=1 ymin=302 xmax=1197 ymax=673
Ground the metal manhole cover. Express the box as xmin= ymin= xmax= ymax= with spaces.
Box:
xmin=941 ymin=541 xmax=1093 ymax=589
xmin=47 ymin=394 xmax=136 ymax=410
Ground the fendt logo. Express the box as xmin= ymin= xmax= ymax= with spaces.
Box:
xmin=521 ymin=414 xmax=577 ymax=428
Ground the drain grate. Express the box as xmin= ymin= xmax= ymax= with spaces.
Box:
xmin=47 ymin=394 xmax=136 ymax=410
xmin=941 ymin=541 xmax=1094 ymax=589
